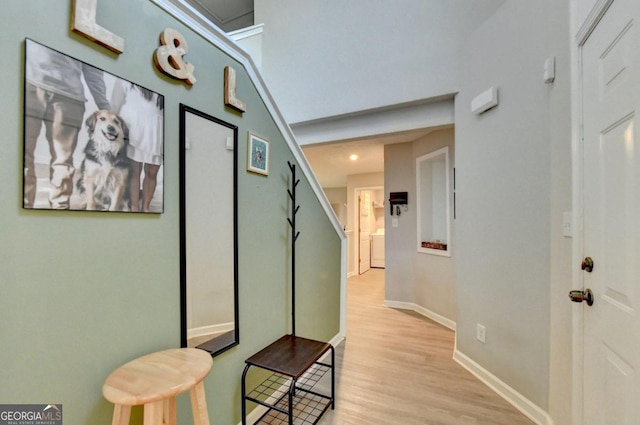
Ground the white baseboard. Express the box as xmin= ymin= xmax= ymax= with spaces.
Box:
xmin=384 ymin=300 xmax=456 ymax=331
xmin=239 ymin=332 xmax=343 ymax=425
xmin=385 ymin=302 xmax=553 ymax=424
xmin=453 ymin=349 xmax=555 ymax=425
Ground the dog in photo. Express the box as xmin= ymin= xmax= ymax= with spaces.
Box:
xmin=76 ymin=110 xmax=130 ymax=211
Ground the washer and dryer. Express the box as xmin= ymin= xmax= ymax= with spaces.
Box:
xmin=370 ymin=230 xmax=385 ymax=268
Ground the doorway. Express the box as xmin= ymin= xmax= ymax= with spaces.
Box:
xmin=575 ymin=0 xmax=640 ymax=422
xmin=354 ymin=186 xmax=385 ymax=275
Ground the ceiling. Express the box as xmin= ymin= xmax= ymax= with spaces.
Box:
xmin=185 ymin=0 xmax=254 ymax=31
xmin=301 ymin=128 xmax=436 ymax=188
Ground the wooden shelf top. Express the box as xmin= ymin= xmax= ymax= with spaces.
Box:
xmin=245 ymin=334 xmax=332 ymax=379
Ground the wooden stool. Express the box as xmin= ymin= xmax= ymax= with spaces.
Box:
xmin=103 ymin=348 xmax=213 ymax=425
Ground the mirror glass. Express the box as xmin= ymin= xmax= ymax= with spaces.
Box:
xmin=179 ymin=104 xmax=238 ymax=356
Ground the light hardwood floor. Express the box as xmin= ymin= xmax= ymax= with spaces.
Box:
xmin=318 ymin=268 xmax=535 ymax=425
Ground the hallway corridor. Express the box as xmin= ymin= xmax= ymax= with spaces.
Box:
xmin=319 ymin=268 xmax=535 ymax=425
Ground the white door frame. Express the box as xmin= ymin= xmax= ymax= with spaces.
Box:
xmin=571 ymin=2 xmax=616 ymax=424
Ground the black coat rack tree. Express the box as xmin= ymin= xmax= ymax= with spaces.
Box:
xmin=287 ymin=161 xmax=301 ymax=336
xmin=240 ymin=161 xmax=336 ymax=425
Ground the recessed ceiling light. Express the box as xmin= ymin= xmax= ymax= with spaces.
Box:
xmin=349 ymin=154 xmax=358 ymax=161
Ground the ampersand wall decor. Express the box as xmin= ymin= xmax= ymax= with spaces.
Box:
xmin=154 ymin=28 xmax=197 ymax=86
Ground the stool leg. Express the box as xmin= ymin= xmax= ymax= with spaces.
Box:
xmin=143 ymin=401 xmax=163 ymax=425
xmin=111 ymin=404 xmax=131 ymax=425
xmin=164 ymin=397 xmax=177 ymax=425
xmin=190 ymin=381 xmax=210 ymax=425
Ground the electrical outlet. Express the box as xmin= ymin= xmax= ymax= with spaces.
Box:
xmin=477 ymin=324 xmax=486 ymax=344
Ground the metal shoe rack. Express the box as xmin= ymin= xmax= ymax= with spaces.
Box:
xmin=241 ymin=162 xmax=335 ymax=425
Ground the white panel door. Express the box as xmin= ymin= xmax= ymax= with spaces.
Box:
xmin=582 ymin=0 xmax=640 ymax=422
xmin=359 ymin=191 xmax=371 ymax=274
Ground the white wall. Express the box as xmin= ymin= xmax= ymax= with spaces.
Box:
xmin=383 ymin=143 xmax=415 ymax=303
xmin=229 ymin=24 xmax=263 ymax=69
xmin=254 ymin=0 xmax=574 ymax=421
xmin=384 ymin=129 xmax=456 ymax=322
xmin=454 ymin=0 xmax=572 ymax=415
xmin=254 ymin=0 xmax=506 ymax=124
xmin=548 ymin=1 xmax=574 ymax=423
xmin=324 ymin=187 xmax=347 ymax=228
xmin=413 ymin=130 xmax=456 ymax=322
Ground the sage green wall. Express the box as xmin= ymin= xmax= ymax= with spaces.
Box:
xmin=0 ymin=1 xmax=341 ymax=424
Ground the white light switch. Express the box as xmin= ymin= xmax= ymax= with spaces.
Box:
xmin=392 ymin=217 xmax=398 ymax=227
xmin=562 ymin=211 xmax=572 ymax=237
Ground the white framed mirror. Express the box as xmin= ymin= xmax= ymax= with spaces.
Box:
xmin=179 ymin=104 xmax=239 ymax=356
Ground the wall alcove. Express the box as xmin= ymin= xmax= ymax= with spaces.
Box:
xmin=416 ymin=146 xmax=451 ymax=257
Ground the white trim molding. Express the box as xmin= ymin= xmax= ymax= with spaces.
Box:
xmin=290 ymin=95 xmax=455 ymax=146
xmin=571 ymin=2 xmax=589 ymax=425
xmin=576 ymin=0 xmax=615 ymax=45
xmin=453 ymin=350 xmax=555 ymax=425
xmin=384 ymin=300 xmax=456 ymax=331
xmin=228 ymin=23 xmax=264 ymax=41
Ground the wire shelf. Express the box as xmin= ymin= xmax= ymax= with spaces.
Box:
xmin=247 ymin=363 xmax=333 ymax=425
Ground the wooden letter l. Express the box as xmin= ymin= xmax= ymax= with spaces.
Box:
xmin=71 ymin=0 xmax=125 ymax=54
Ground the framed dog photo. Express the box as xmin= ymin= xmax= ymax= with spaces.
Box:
xmin=247 ymin=132 xmax=269 ymax=176
xmin=23 ymin=38 xmax=165 ymax=213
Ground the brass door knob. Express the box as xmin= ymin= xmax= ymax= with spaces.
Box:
xmin=569 ymin=288 xmax=594 ymax=306
xmin=581 ymin=257 xmax=594 ymax=273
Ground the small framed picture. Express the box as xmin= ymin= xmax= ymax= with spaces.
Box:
xmin=247 ymin=132 xmax=269 ymax=176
